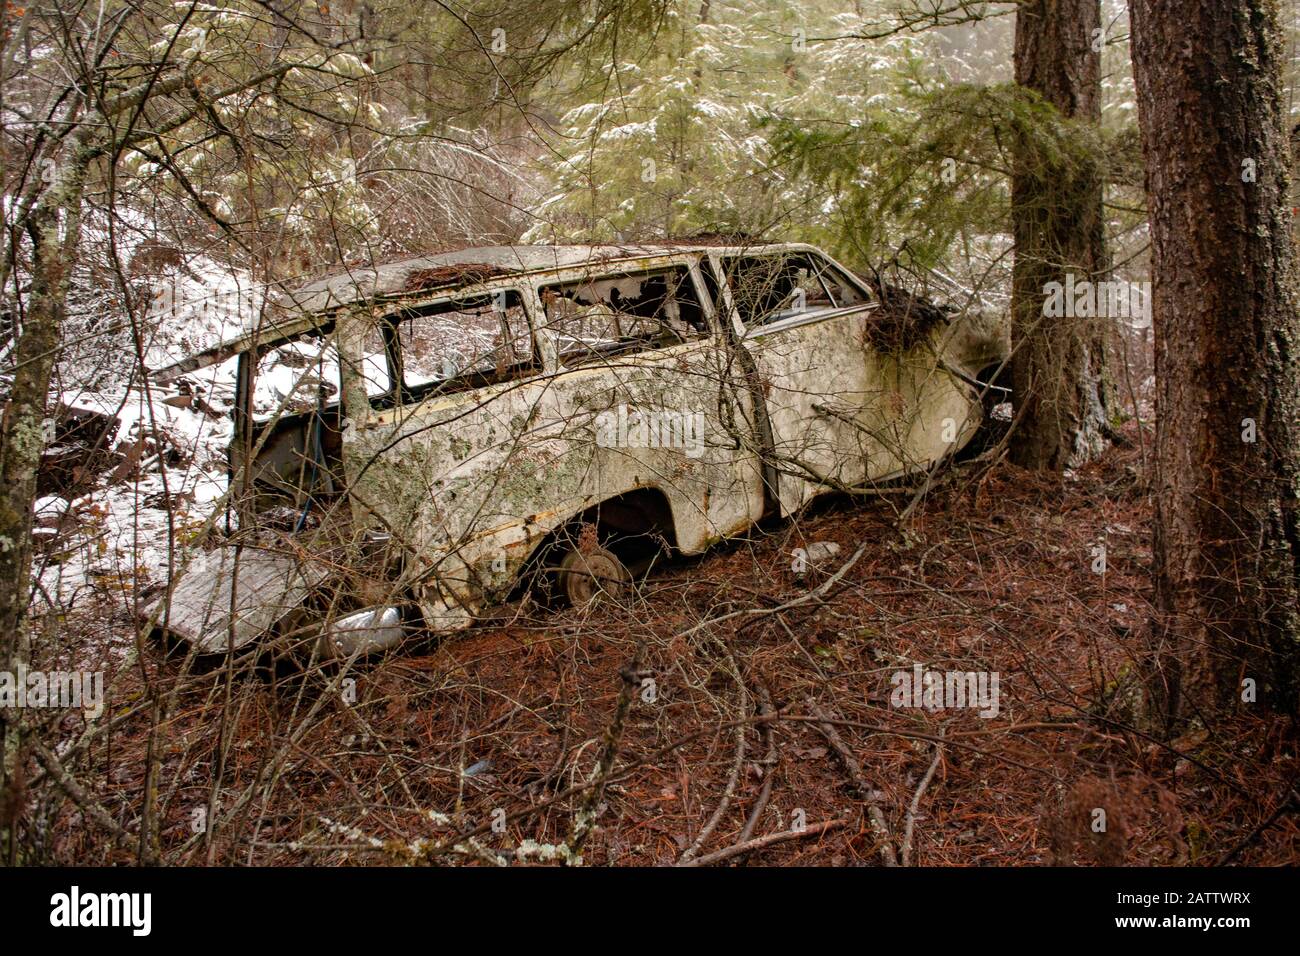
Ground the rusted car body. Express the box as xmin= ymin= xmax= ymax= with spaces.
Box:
xmin=148 ymin=242 xmax=1009 ymax=657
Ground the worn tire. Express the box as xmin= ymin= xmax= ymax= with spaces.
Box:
xmin=556 ymin=544 xmax=631 ymax=607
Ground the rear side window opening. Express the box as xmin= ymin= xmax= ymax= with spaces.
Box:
xmin=243 ymin=287 xmax=539 ymax=429
xmin=538 ymin=265 xmax=709 ymax=368
xmin=720 ymin=252 xmax=866 ymax=328
xmin=247 ymin=322 xmax=390 ymax=425
xmin=234 ymin=327 xmax=362 ymax=517
xmin=250 ymin=335 xmax=343 ymax=422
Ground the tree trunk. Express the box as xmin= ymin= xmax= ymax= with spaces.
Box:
xmin=1291 ymin=121 xmax=1299 ymax=245
xmin=0 ymin=153 xmax=89 ymax=861
xmin=1131 ymin=0 xmax=1300 ymax=724
xmin=1009 ymin=0 xmax=1111 ymax=470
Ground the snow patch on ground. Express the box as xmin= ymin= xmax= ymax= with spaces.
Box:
xmin=35 ymin=381 xmax=234 ymax=618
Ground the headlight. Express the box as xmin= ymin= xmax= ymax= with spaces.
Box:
xmin=320 ymin=606 xmax=404 ymax=659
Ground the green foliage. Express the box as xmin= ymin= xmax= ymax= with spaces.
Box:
xmin=524 ymin=0 xmax=921 ymax=243
xmin=771 ymin=77 xmax=1120 ymax=274
xmin=527 ymin=0 xmax=1148 ymax=291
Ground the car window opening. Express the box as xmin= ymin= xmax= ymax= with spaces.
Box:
xmin=391 ymin=289 xmax=535 ymax=401
xmin=540 ymin=266 xmax=709 ymax=367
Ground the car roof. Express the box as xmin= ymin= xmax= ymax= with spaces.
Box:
xmin=150 ymin=241 xmax=812 ymax=381
xmin=282 ymin=243 xmax=744 ymax=314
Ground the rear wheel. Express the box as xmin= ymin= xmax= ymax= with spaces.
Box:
xmin=556 ymin=544 xmax=631 ymax=607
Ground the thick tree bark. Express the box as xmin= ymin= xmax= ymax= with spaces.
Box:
xmin=1291 ymin=121 xmax=1299 ymax=244
xmin=1131 ymin=0 xmax=1300 ymax=724
xmin=1010 ymin=0 xmax=1111 ymax=470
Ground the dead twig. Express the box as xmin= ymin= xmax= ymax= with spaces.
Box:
xmin=29 ymin=736 xmax=130 ymax=843
xmin=677 ymin=639 xmax=748 ymax=864
xmin=565 ymin=642 xmax=646 ymax=863
xmin=901 ymin=734 xmax=945 ymax=866
xmin=1216 ymin=786 xmax=1300 ymax=866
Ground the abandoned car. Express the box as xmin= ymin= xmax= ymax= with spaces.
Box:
xmin=147 ymin=242 xmax=1010 ymax=658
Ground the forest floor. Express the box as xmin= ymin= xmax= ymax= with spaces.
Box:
xmin=27 ymin=420 xmax=1300 ymax=866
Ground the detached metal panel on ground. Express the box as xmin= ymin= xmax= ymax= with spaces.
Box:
xmin=150 ymin=547 xmax=326 ymax=653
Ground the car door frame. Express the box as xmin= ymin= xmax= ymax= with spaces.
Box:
xmin=525 ymin=253 xmax=769 ymax=553
xmin=708 ymin=245 xmax=882 ymax=516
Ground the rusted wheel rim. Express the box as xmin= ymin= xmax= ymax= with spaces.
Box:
xmin=558 ymin=546 xmax=630 ymax=607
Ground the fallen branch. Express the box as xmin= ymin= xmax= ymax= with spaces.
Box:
xmin=421 ymin=706 xmax=1069 ymax=861
xmin=1216 ymin=785 xmax=1300 ymax=866
xmin=737 ymin=682 xmax=778 ymax=845
xmin=808 ymin=701 xmax=898 ymax=866
xmin=30 ymin=737 xmax=130 ymax=843
xmin=678 ymin=817 xmax=847 ymax=867
xmin=565 ymin=643 xmax=646 ymax=864
xmin=677 ymin=639 xmax=748 ymax=864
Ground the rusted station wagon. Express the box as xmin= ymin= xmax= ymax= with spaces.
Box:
xmin=148 ymin=242 xmax=1009 ymax=658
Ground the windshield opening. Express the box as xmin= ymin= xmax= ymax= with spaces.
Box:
xmin=721 ymin=252 xmax=866 ymax=327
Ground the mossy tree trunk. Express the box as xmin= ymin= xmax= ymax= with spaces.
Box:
xmin=1010 ymin=0 xmax=1112 ymax=471
xmin=0 ymin=147 xmax=90 ymax=862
